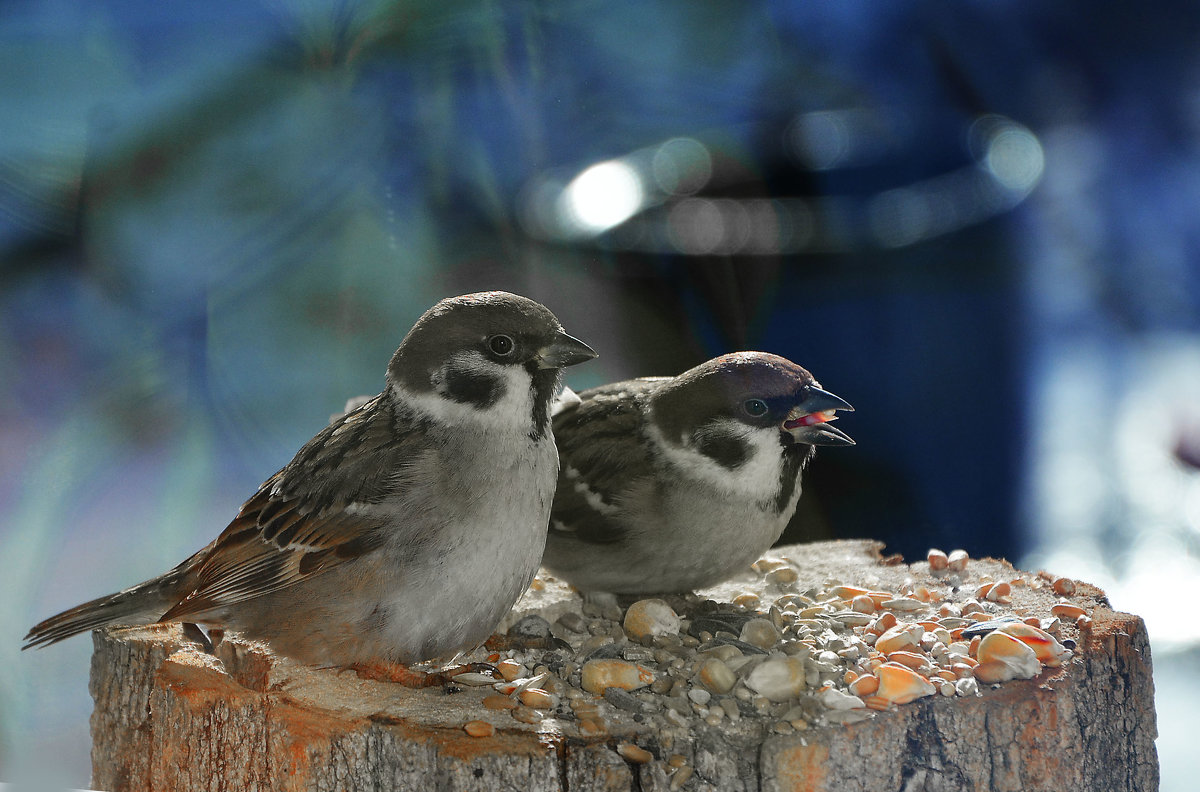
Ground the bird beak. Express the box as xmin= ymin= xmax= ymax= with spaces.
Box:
xmin=782 ymin=386 xmax=855 ymax=446
xmin=536 ymin=332 xmax=597 ymax=369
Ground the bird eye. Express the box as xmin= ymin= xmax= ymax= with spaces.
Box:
xmin=488 ymin=334 xmax=515 ymax=356
xmin=742 ymin=398 xmax=769 ymax=417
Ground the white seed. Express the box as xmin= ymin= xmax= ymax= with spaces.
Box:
xmin=740 ymin=618 xmax=782 ymax=650
xmin=510 ymin=705 xmax=544 ymax=724
xmin=623 ymin=599 xmax=681 ymax=642
xmin=580 ymin=659 xmax=654 ymax=694
xmin=745 ymin=657 xmax=806 ymax=702
xmin=732 ymin=593 xmax=762 ymax=609
xmin=695 ymin=657 xmax=737 ymax=694
xmin=985 ymin=581 xmax=1012 ymax=603
xmin=975 ymin=631 xmax=1041 ymax=681
xmin=829 ymin=611 xmax=873 ymax=627
xmin=766 ymin=567 xmax=799 ymax=586
xmin=881 ymin=598 xmax=927 ymax=613
xmin=518 ymin=688 xmax=559 ymax=709
xmin=875 ymin=623 xmax=922 ymax=654
xmin=819 ymin=686 xmax=866 ymax=710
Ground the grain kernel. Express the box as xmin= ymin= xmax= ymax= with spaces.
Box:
xmin=617 ymin=743 xmax=653 ymax=764
xmin=482 ymin=694 xmax=517 ymax=710
xmin=464 ymin=720 xmax=494 ymax=738
xmin=1051 ymin=603 xmax=1087 ymax=620
xmin=1052 ymin=577 xmax=1076 ymax=596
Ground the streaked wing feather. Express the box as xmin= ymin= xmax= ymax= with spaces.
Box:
xmin=161 ymin=394 xmax=424 ymax=621
xmin=550 ymin=379 xmax=663 ymax=545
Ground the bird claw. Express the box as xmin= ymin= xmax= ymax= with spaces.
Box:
xmin=348 ymin=662 xmax=445 ymax=687
xmin=484 ymin=633 xmax=558 ymax=652
xmin=347 ymin=660 xmax=500 ymax=688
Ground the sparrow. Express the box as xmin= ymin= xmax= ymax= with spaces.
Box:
xmin=25 ymin=291 xmax=596 ymax=680
xmin=541 ymin=352 xmax=852 ymax=594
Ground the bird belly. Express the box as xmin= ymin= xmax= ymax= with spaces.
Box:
xmin=216 ymin=438 xmax=556 ymax=668
xmin=641 ymin=485 xmax=793 ymax=591
xmin=366 ymin=441 xmax=556 ymax=664
xmin=545 ymin=477 xmax=799 ymax=595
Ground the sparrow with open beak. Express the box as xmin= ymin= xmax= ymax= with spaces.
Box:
xmin=25 ymin=292 xmax=596 ymax=681
xmin=541 ymin=352 xmax=852 ymax=594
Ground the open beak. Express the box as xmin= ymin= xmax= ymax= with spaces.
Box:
xmin=537 ymin=332 xmax=597 ymax=369
xmin=782 ymin=386 xmax=855 ymax=446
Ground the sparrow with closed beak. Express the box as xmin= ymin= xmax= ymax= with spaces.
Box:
xmin=541 ymin=352 xmax=852 ymax=594
xmin=25 ymin=291 xmax=596 ymax=682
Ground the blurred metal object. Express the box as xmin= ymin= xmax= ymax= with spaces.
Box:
xmin=521 ymin=112 xmax=1043 ymax=256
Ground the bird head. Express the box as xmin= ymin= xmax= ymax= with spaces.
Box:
xmin=387 ymin=291 xmax=596 ymax=436
xmin=650 ymin=352 xmax=854 ymax=469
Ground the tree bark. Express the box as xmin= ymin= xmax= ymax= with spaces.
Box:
xmin=87 ymin=540 xmax=1158 ymax=791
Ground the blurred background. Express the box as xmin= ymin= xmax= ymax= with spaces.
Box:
xmin=2 ymin=0 xmax=1198 ymax=788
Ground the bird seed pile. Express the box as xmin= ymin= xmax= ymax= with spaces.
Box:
xmin=428 ymin=546 xmax=1089 ymax=776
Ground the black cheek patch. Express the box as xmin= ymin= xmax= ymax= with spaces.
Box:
xmin=694 ymin=429 xmax=751 ymax=470
xmin=439 ymin=363 xmax=505 ymax=409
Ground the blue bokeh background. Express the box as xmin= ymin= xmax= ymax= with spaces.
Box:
xmin=3 ymin=1 xmax=1199 ymax=788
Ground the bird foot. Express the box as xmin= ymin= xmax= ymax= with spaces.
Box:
xmin=445 ymin=661 xmax=500 ymax=676
xmin=348 ymin=662 xmax=445 ymax=687
xmin=484 ymin=633 xmax=556 ymax=652
xmin=348 ymin=661 xmax=500 ymax=688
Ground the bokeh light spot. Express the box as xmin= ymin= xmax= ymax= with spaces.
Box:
xmin=651 ymin=137 xmax=712 ymax=195
xmin=558 ymin=160 xmax=644 ymax=233
xmin=667 ymin=198 xmax=724 ymax=254
xmin=788 ymin=110 xmax=850 ymax=170
xmin=986 ymin=127 xmax=1045 ymax=193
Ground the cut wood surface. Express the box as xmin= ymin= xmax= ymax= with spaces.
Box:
xmin=88 ymin=540 xmax=1158 ymax=791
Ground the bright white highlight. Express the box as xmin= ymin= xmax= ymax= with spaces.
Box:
xmin=558 ymin=159 xmax=645 ymax=233
xmin=985 ymin=126 xmax=1045 ymax=193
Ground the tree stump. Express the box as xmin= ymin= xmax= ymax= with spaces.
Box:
xmin=87 ymin=540 xmax=1158 ymax=791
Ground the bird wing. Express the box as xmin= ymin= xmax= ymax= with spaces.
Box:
xmin=160 ymin=394 xmax=425 ymax=621
xmin=549 ymin=378 xmax=665 ymax=545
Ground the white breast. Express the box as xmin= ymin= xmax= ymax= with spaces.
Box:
xmin=371 ymin=418 xmax=557 ymax=662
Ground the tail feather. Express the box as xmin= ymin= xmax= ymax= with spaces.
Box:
xmin=24 ymin=572 xmax=184 ymax=649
